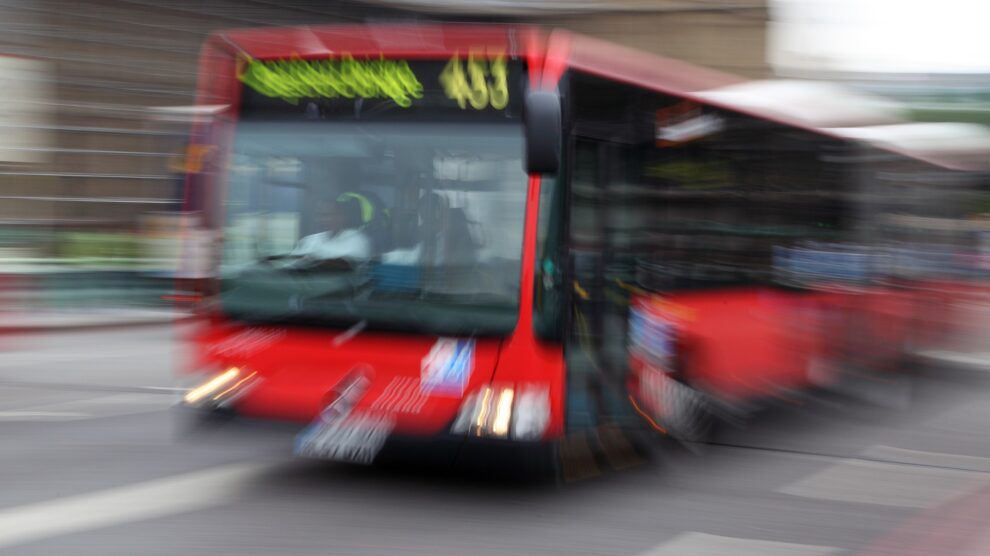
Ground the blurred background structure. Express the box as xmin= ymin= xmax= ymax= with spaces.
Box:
xmin=770 ymin=0 xmax=990 ymax=127
xmin=0 ymin=0 xmax=772 ymax=313
xmin=0 ymin=0 xmax=986 ymax=313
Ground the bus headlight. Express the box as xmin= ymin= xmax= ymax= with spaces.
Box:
xmin=510 ymin=386 xmax=550 ymax=441
xmin=451 ymin=385 xmax=550 ymax=441
xmin=183 ymin=367 xmax=258 ymax=407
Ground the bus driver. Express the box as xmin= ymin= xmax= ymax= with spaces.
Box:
xmin=292 ymin=197 xmax=371 ymax=261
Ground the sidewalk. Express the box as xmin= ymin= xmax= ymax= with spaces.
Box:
xmin=858 ymin=479 xmax=990 ymax=556
xmin=0 ymin=308 xmax=192 ymax=333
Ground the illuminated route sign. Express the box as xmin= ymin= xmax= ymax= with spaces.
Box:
xmin=239 ymin=55 xmax=424 ymax=107
xmin=438 ymin=52 xmax=508 ymax=110
xmin=237 ymin=52 xmax=519 ymax=117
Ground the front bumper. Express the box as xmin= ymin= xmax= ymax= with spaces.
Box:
xmin=172 ymin=404 xmax=559 ymax=480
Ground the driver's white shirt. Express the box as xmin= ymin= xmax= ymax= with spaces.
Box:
xmin=292 ymin=229 xmax=371 ymax=260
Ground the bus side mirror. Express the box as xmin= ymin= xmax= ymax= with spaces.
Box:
xmin=524 ymin=90 xmax=561 ymax=175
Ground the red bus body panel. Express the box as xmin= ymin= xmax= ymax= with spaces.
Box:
xmin=660 ymin=288 xmax=914 ymax=402
xmin=189 ymin=322 xmax=503 ymax=434
xmin=628 ymin=279 xmax=977 ymax=410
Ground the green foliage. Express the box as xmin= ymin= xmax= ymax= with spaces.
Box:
xmin=56 ymin=232 xmax=141 ymax=266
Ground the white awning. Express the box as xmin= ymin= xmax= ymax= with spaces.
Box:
xmin=827 ymin=123 xmax=990 ymax=172
xmin=694 ymin=79 xmax=905 ymax=128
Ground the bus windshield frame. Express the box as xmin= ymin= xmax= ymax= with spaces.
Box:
xmin=216 ymin=56 xmax=531 ymax=337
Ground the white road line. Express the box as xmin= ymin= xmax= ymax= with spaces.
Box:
xmin=0 ymin=462 xmax=271 ymax=550
xmin=141 ymin=386 xmax=187 ymax=393
xmin=0 ymin=394 xmax=175 ymax=422
xmin=863 ymin=445 xmax=990 ymax=473
xmin=639 ymin=532 xmax=841 ymax=556
xmin=915 ymin=350 xmax=990 ymax=370
xmin=0 ymin=411 xmax=89 ymax=421
xmin=0 ymin=348 xmax=170 ymax=367
xmin=48 ymin=393 xmax=175 ymax=417
xmin=779 ymin=457 xmax=987 ymax=509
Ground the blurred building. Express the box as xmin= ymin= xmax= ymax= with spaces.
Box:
xmin=768 ymin=0 xmax=990 ymax=126
xmin=0 ymin=0 xmax=768 ymax=238
xmin=372 ymin=0 xmax=769 ymax=76
xmin=788 ymin=71 xmax=990 ymax=128
xmin=0 ymin=0 xmax=398 ymax=235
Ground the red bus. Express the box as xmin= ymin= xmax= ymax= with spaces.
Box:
xmin=177 ymin=24 xmax=990 ymax=471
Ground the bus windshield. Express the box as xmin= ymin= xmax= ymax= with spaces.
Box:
xmin=219 ymin=120 xmax=528 ymax=336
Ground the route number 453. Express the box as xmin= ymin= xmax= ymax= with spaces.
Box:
xmin=440 ymin=51 xmax=508 ymax=110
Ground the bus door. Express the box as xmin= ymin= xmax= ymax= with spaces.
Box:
xmin=564 ymin=128 xmax=645 ymax=434
xmin=563 ymin=71 xmax=700 ymax=440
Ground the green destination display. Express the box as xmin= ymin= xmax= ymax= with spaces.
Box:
xmin=238 ymin=54 xmax=424 ymax=107
xmin=238 ymin=52 xmax=511 ymax=111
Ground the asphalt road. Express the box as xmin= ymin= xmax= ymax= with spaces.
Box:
xmin=1 ymin=326 xmax=989 ymax=555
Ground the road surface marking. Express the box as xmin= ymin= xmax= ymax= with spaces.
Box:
xmin=0 ymin=411 xmax=89 ymax=421
xmin=0 ymin=347 xmax=170 ymax=367
xmin=915 ymin=350 xmax=990 ymax=370
xmin=862 ymin=446 xmax=990 ymax=473
xmin=639 ymin=532 xmax=840 ymax=556
xmin=780 ymin=457 xmax=987 ymax=509
xmin=958 ymin=523 xmax=990 ymax=556
xmin=141 ymin=386 xmax=187 ymax=393
xmin=0 ymin=461 xmax=270 ymax=549
xmin=0 ymin=393 xmax=174 ymax=422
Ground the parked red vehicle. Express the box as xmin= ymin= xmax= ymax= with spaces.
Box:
xmin=176 ymin=23 xmax=990 ymax=470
